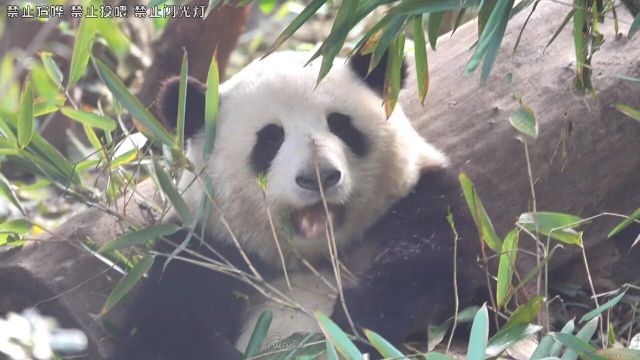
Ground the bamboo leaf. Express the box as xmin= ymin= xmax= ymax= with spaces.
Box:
xmin=100 ymin=255 xmax=154 ymax=316
xmin=176 ymin=50 xmax=188 ymax=151
xmin=264 ymin=0 xmax=327 ymax=56
xmin=543 ymin=9 xmax=576 ymax=53
xmin=153 ymin=160 xmax=194 ymax=225
xmin=615 ymin=104 xmax=640 ymax=122
xmin=17 ymin=79 xmax=34 ymax=149
xmin=560 ymin=317 xmax=600 ymax=360
xmin=383 ymin=34 xmax=404 ymax=118
xmin=244 ymin=310 xmax=273 ymax=358
xmin=509 ymin=103 xmax=538 ymax=138
xmin=467 ymin=304 xmax=489 ymax=360
xmin=364 ymin=329 xmax=407 ymax=359
xmin=531 ymin=335 xmax=554 ymax=359
xmin=496 ymin=229 xmax=519 ymax=308
xmin=596 ymin=348 xmax=640 ymax=360
xmin=412 ymin=15 xmax=429 ymax=104
xmin=68 ymin=15 xmax=97 ymax=87
xmin=630 ymin=14 xmax=640 ymax=39
xmin=39 ymin=52 xmax=63 ymax=89
xmin=204 ymin=53 xmax=219 ymax=160
xmin=98 ymin=224 xmax=181 ymax=253
xmin=550 ymin=320 xmax=575 ymax=356
xmin=427 ymin=12 xmax=445 ymax=50
xmin=517 ymin=212 xmax=583 ymax=246
xmin=314 ymin=312 xmax=362 ymax=360
xmin=572 ymin=0 xmax=588 ymax=91
xmin=61 ymin=107 xmax=116 ymax=131
xmin=608 ymin=207 xmax=640 ymax=238
xmin=486 ymin=323 xmax=542 ymax=357
xmin=580 ymin=290 xmax=627 ymax=323
xmin=315 ymin=0 xmax=358 ymax=85
xmin=93 ymin=57 xmax=174 ymax=147
xmin=505 ymin=295 xmax=544 ymax=328
xmin=459 ymin=173 xmax=502 ymax=252
xmin=0 ymin=173 xmax=25 ymax=215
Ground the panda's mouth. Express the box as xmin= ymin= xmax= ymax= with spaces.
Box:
xmin=291 ymin=202 xmax=346 ymax=239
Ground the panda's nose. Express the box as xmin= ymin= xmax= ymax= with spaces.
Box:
xmin=296 ymin=169 xmax=342 ymax=192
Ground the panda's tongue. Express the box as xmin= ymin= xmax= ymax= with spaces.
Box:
xmin=293 ymin=203 xmax=341 ymax=239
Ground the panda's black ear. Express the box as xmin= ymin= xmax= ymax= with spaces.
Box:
xmin=156 ymin=76 xmax=207 ymax=138
xmin=348 ymin=51 xmax=407 ymax=96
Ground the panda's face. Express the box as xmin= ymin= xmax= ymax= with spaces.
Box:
xmin=180 ymin=52 xmax=446 ymax=265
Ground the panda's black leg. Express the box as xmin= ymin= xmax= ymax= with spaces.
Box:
xmin=112 ymin=252 xmax=248 ymax=360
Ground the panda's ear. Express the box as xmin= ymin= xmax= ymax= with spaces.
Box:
xmin=348 ymin=51 xmax=407 ymax=96
xmin=156 ymin=76 xmax=207 ymax=138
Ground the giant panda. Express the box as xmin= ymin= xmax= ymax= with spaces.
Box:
xmin=113 ymin=51 xmax=485 ymax=359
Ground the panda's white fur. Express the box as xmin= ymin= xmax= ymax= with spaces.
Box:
xmin=179 ymin=51 xmax=448 ymax=267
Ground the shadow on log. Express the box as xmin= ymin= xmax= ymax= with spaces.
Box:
xmin=0 ymin=1 xmax=638 ymax=358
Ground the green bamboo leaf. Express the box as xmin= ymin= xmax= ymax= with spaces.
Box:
xmin=550 ymin=319 xmax=575 ymax=356
xmin=496 ymin=229 xmax=519 ymax=308
xmin=95 ymin=18 xmax=130 ymax=56
xmin=467 ymin=304 xmax=489 ymax=360
xmin=459 ymin=173 xmax=502 ymax=252
xmin=39 ymin=52 xmax=63 ymax=89
xmin=204 ymin=53 xmax=219 ymax=160
xmin=0 ymin=219 xmax=31 ymax=235
xmin=424 ymin=353 xmax=456 ymax=360
xmin=17 ymin=79 xmax=34 ymax=149
xmin=391 ymin=0 xmax=480 ymax=16
xmin=479 ymin=0 xmax=514 ymax=85
xmin=98 ymin=224 xmax=181 ymax=253
xmin=505 ymin=295 xmax=544 ymax=328
xmin=176 ymin=50 xmax=188 ymax=151
xmin=427 ymin=306 xmax=479 ymax=351
xmin=314 ymin=312 xmax=362 ymax=360
xmin=543 ymin=9 xmax=576 ymax=53
xmin=325 ymin=339 xmax=339 ymax=360
xmin=596 ymin=348 xmax=640 ymax=360
xmin=315 ymin=0 xmax=358 ymax=85
xmin=0 ymin=173 xmax=25 ymax=215
xmin=615 ymin=104 xmax=640 ymax=122
xmin=264 ymin=0 xmax=327 ymax=56
xmin=369 ymin=15 xmax=407 ymax=75
xmin=111 ymin=148 xmax=139 ymax=169
xmin=560 ymin=317 xmax=600 ymax=360
xmin=451 ymin=9 xmax=467 ymax=35
xmin=531 ymin=335 xmax=554 ymax=359
xmin=34 ymin=94 xmax=65 ymax=117
xmin=580 ymin=290 xmax=627 ymax=323
xmin=412 ymin=15 xmax=429 ymax=104
xmin=427 ymin=11 xmax=445 ymax=50
xmin=486 ymin=323 xmax=542 ymax=357
xmin=553 ymin=333 xmax=603 ymax=360
xmin=478 ymin=0 xmax=497 ymax=35
xmin=83 ymin=124 xmax=107 ymax=160
xmin=630 ymin=14 xmax=640 ymax=39
xmin=364 ymin=329 xmax=407 ymax=359
xmin=244 ymin=310 xmax=273 ymax=358
xmin=509 ymin=103 xmax=538 ymax=138
xmin=100 ymin=254 xmax=154 ymax=316
xmin=61 ymin=107 xmax=116 ymax=131
xmin=608 ymin=207 xmax=640 ymax=238
xmin=93 ymin=57 xmax=174 ymax=147
xmin=572 ymin=0 xmax=588 ymax=91
xmin=68 ymin=15 xmax=97 ymax=87
xmin=383 ymin=34 xmax=404 ymax=118
xmin=517 ymin=212 xmax=583 ymax=246
xmin=153 ymin=160 xmax=194 ymax=225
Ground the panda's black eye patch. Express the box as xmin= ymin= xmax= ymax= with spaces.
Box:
xmin=327 ymin=113 xmax=368 ymax=157
xmin=251 ymin=124 xmax=285 ymax=174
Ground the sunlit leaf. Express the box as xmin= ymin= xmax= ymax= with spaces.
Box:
xmin=93 ymin=57 xmax=174 ymax=147
xmin=315 ymin=312 xmax=362 ymax=360
xmin=176 ymin=50 xmax=188 ymax=151
xmin=17 ymin=79 xmax=34 ymax=149
xmin=497 ymin=229 xmax=519 ymax=308
xmin=98 ymin=224 xmax=181 ymax=253
xmin=39 ymin=52 xmax=63 ymax=89
xmin=68 ymin=15 xmax=97 ymax=87
xmin=364 ymin=329 xmax=407 ymax=359
xmin=100 ymin=255 xmax=154 ymax=316
xmin=517 ymin=212 xmax=583 ymax=246
xmin=204 ymin=52 xmax=219 ymax=160
xmin=61 ymin=107 xmax=117 ymax=131
xmin=615 ymin=104 xmax=640 ymax=122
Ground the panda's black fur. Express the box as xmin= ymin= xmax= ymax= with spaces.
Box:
xmin=113 ymin=52 xmax=484 ymax=359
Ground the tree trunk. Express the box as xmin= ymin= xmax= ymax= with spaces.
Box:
xmin=1 ymin=2 xmax=638 ymax=358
